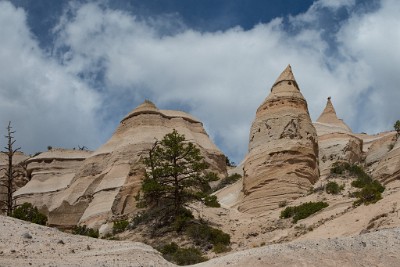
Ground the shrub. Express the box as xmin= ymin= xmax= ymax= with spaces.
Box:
xmin=72 ymin=225 xmax=99 ymax=238
xmin=204 ymin=195 xmax=220 ymax=208
xmin=325 ymin=181 xmax=341 ymax=194
xmin=278 ymin=201 xmax=287 ymax=207
xmin=172 ymin=208 xmax=194 ymax=232
xmin=12 ymin=202 xmax=47 ymax=225
xmin=213 ymin=174 xmax=242 ymax=192
xmin=113 ymin=219 xmax=129 ymax=234
xmin=158 ymin=243 xmax=207 ymax=265
xmin=280 ymin=202 xmax=329 ymax=223
xmin=330 ymin=162 xmax=385 ymax=206
xmin=212 ymin=243 xmax=231 ymax=253
xmin=353 ymin=181 xmax=385 ymax=206
xmin=186 ymin=223 xmax=230 ymax=247
xmin=330 ymin=162 xmax=350 ymax=175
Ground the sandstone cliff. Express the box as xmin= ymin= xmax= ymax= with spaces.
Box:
xmin=15 ymin=101 xmax=226 ymax=228
xmin=239 ymin=65 xmax=319 ymax=214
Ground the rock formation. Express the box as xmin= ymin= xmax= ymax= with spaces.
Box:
xmin=15 ymin=101 xmax=226 ymax=228
xmin=239 ymin=65 xmax=319 ymax=214
xmin=372 ymin=135 xmax=400 ymax=184
xmin=315 ymin=97 xmax=352 ymax=135
xmin=313 ymin=98 xmax=363 ymax=177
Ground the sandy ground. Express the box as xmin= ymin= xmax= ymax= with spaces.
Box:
xmin=2 ymin=215 xmax=400 ymax=267
xmin=196 ymin=227 xmax=400 ymax=267
xmin=0 ymin=215 xmax=174 ymax=267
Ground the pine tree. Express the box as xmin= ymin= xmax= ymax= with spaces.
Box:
xmin=140 ymin=129 xmax=217 ymax=221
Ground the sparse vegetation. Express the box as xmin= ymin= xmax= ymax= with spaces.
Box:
xmin=394 ymin=120 xmax=400 ymax=136
xmin=330 ymin=162 xmax=385 ymax=206
xmin=186 ymin=222 xmax=231 ymax=251
xmin=353 ymin=181 xmax=385 ymax=206
xmin=72 ymin=225 xmax=99 ymax=238
xmin=158 ymin=242 xmax=207 ymax=265
xmin=280 ymin=202 xmax=329 ymax=223
xmin=113 ymin=219 xmax=129 ymax=234
xmin=203 ymin=195 xmax=220 ymax=207
xmin=12 ymin=202 xmax=47 ymax=225
xmin=213 ymin=173 xmax=242 ymax=192
xmin=278 ymin=200 xmax=288 ymax=207
xmin=325 ymin=181 xmax=342 ymax=194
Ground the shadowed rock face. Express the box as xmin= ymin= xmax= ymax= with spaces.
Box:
xmin=15 ymin=101 xmax=226 ymax=228
xmin=239 ymin=65 xmax=319 ymax=214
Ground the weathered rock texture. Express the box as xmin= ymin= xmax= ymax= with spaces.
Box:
xmin=313 ymin=98 xmax=363 ymax=177
xmin=239 ymin=65 xmax=319 ymax=214
xmin=15 ymin=101 xmax=226 ymax=228
xmin=372 ymin=135 xmax=400 ymax=184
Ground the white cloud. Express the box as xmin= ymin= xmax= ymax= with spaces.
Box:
xmin=0 ymin=1 xmax=101 ymax=153
xmin=1 ymin=0 xmax=399 ymax=163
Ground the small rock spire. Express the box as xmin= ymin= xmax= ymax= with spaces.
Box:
xmin=317 ymin=97 xmax=352 ymax=132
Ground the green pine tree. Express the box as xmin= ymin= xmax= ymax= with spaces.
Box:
xmin=140 ymin=129 xmax=217 ymax=221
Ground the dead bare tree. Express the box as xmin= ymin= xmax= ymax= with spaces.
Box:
xmin=0 ymin=121 xmax=21 ymax=216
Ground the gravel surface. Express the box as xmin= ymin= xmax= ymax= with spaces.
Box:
xmin=2 ymin=215 xmax=400 ymax=267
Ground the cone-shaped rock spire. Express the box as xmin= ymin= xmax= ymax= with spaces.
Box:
xmin=316 ymin=97 xmax=351 ymax=133
xmin=239 ymin=65 xmax=319 ymax=214
xmin=15 ymin=100 xmax=227 ymax=229
xmin=272 ymin=64 xmax=298 ymax=90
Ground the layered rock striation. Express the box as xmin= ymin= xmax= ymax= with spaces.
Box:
xmin=15 ymin=101 xmax=226 ymax=228
xmin=314 ymin=98 xmax=363 ymax=177
xmin=239 ymin=65 xmax=319 ymax=214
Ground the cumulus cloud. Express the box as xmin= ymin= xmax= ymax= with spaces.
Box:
xmin=0 ymin=1 xmax=101 ymax=153
xmin=1 ymin=0 xmax=399 ymax=163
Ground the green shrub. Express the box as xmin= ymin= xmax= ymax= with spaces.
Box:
xmin=158 ymin=243 xmax=207 ymax=265
xmin=330 ymin=162 xmax=385 ymax=206
xmin=204 ymin=195 xmax=220 ymax=208
xmin=278 ymin=201 xmax=287 ymax=207
xmin=212 ymin=243 xmax=231 ymax=254
xmin=353 ymin=181 xmax=385 ymax=206
xmin=113 ymin=219 xmax=129 ymax=234
xmin=325 ymin=181 xmax=341 ymax=194
xmin=72 ymin=225 xmax=99 ymax=238
xmin=330 ymin=162 xmax=350 ymax=175
xmin=12 ymin=202 xmax=47 ymax=225
xmin=186 ymin=223 xmax=230 ymax=246
xmin=213 ymin=174 xmax=242 ymax=192
xmin=280 ymin=202 xmax=329 ymax=223
xmin=172 ymin=208 xmax=194 ymax=232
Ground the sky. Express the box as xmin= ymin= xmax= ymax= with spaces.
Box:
xmin=0 ymin=0 xmax=399 ymax=164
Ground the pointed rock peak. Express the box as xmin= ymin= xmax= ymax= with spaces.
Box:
xmin=271 ymin=65 xmax=299 ymax=92
xmin=317 ymin=97 xmax=352 ymax=132
xmin=318 ymin=96 xmax=337 ymax=119
xmin=139 ymin=99 xmax=158 ymax=110
xmin=121 ymin=99 xmax=159 ymax=122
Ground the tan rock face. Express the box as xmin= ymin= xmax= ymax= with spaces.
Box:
xmin=239 ymin=65 xmax=319 ymax=214
xmin=15 ymin=101 xmax=226 ymax=228
xmin=372 ymin=136 xmax=400 ymax=184
xmin=313 ymin=98 xmax=363 ymax=177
